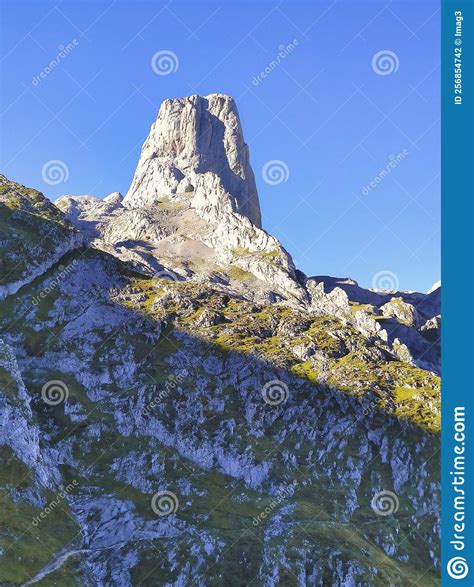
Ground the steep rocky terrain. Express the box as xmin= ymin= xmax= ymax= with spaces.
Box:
xmin=0 ymin=176 xmax=82 ymax=299
xmin=0 ymin=94 xmax=440 ymax=586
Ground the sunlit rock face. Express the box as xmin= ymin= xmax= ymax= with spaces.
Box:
xmin=123 ymin=93 xmax=262 ymax=228
xmin=54 ymin=94 xmax=306 ymax=303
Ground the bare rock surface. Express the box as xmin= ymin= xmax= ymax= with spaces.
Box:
xmin=123 ymin=93 xmax=261 ymax=228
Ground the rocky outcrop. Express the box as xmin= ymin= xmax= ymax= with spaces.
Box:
xmin=420 ymin=314 xmax=441 ymax=342
xmin=56 ymin=192 xmax=123 ymax=219
xmin=123 ymin=94 xmax=261 ymax=228
xmin=51 ymin=95 xmax=310 ymax=302
xmin=380 ymin=297 xmax=421 ymax=327
xmin=0 ymin=175 xmax=83 ymax=299
xmin=0 ymin=340 xmax=58 ymax=489
xmin=55 ymin=192 xmax=124 ymax=240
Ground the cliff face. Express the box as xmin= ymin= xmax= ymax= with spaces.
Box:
xmin=123 ymin=93 xmax=262 ymax=228
xmin=0 ymin=94 xmax=440 ymax=586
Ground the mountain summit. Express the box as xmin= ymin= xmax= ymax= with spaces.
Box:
xmin=57 ymin=94 xmax=303 ymax=302
xmin=52 ymin=94 xmax=440 ymax=373
xmin=124 ymin=93 xmax=262 ymax=228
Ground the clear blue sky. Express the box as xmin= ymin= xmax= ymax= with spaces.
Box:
xmin=0 ymin=0 xmax=440 ymax=292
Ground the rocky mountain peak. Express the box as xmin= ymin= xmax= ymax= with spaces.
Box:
xmin=123 ymin=93 xmax=262 ymax=228
xmin=103 ymin=191 xmax=123 ymax=205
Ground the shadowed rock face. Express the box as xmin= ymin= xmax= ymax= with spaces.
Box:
xmin=123 ymin=93 xmax=262 ymax=228
xmin=0 ymin=249 xmax=441 ymax=586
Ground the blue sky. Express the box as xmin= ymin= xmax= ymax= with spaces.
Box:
xmin=0 ymin=0 xmax=440 ymax=292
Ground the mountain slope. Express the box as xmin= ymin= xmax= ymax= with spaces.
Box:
xmin=0 ymin=248 xmax=440 ymax=586
xmin=0 ymin=93 xmax=440 ymax=586
xmin=0 ymin=175 xmax=82 ymax=299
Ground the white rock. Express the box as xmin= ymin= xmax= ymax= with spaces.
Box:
xmin=123 ymin=93 xmax=262 ymax=228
